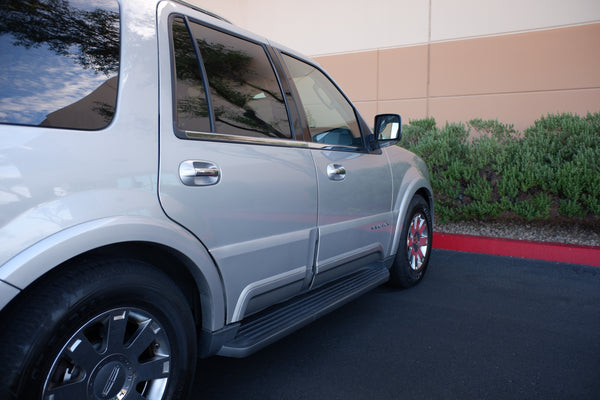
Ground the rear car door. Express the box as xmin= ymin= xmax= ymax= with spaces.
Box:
xmin=279 ymin=54 xmax=394 ymax=287
xmin=157 ymin=5 xmax=318 ymax=323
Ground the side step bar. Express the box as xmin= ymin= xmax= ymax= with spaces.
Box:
xmin=217 ymin=265 xmax=389 ymax=357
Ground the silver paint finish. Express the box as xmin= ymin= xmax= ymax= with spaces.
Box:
xmin=0 ymin=0 xmax=227 ymax=330
xmin=0 ymin=0 xmax=160 ymax=266
xmin=0 ymin=280 xmax=19 ymax=310
xmin=0 ymin=0 xmax=433 ymax=340
xmin=158 ymin=137 xmax=319 ymax=322
xmin=157 ymin=2 xmax=319 ymax=323
xmin=0 ymin=215 xmax=226 ymax=330
xmin=385 ymin=145 xmax=433 ymax=257
xmin=311 ymin=149 xmax=394 ymax=286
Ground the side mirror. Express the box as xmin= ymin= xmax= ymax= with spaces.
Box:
xmin=374 ymin=113 xmax=402 ymax=141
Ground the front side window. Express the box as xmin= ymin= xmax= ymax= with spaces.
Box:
xmin=281 ymin=54 xmax=362 ymax=147
xmin=172 ymin=17 xmax=292 ymax=139
xmin=0 ymin=0 xmax=120 ymax=130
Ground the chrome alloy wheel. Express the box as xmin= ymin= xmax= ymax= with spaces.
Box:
xmin=43 ymin=308 xmax=171 ymax=400
xmin=406 ymin=212 xmax=429 ymax=271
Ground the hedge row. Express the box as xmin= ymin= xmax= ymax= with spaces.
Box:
xmin=399 ymin=112 xmax=600 ymax=223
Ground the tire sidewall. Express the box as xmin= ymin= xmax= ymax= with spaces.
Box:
xmin=2 ymin=258 xmax=196 ymax=400
xmin=390 ymin=195 xmax=432 ymax=288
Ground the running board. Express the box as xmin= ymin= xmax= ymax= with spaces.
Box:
xmin=217 ymin=266 xmax=389 ymax=358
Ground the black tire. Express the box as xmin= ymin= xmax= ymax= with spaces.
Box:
xmin=0 ymin=258 xmax=197 ymax=400
xmin=389 ymin=195 xmax=432 ymax=288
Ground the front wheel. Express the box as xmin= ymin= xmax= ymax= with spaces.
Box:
xmin=389 ymin=195 xmax=432 ymax=288
xmin=0 ymin=258 xmax=197 ymax=400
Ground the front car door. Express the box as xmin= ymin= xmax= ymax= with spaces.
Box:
xmin=157 ymin=5 xmax=318 ymax=323
xmin=279 ymin=53 xmax=394 ymax=287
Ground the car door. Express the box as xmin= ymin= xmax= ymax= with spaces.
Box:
xmin=279 ymin=53 xmax=394 ymax=287
xmin=157 ymin=7 xmax=318 ymax=323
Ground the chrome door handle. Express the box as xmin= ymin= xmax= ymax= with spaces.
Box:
xmin=194 ymin=168 xmax=219 ymax=177
xmin=179 ymin=160 xmax=220 ymax=186
xmin=327 ymin=163 xmax=346 ymax=181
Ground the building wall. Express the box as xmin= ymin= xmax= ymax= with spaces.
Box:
xmin=196 ymin=0 xmax=600 ymax=131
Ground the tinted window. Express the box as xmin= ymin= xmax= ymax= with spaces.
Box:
xmin=281 ymin=54 xmax=361 ymax=147
xmin=171 ymin=16 xmax=211 ymax=132
xmin=186 ymin=21 xmax=291 ymax=139
xmin=0 ymin=0 xmax=120 ymax=130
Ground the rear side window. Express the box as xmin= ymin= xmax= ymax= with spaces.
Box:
xmin=171 ymin=16 xmax=292 ymax=139
xmin=0 ymin=0 xmax=120 ymax=130
xmin=172 ymin=16 xmax=211 ymax=132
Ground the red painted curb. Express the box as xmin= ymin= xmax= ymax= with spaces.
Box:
xmin=433 ymin=232 xmax=600 ymax=267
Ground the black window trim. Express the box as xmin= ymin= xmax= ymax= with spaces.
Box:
xmin=269 ymin=48 xmax=310 ymax=143
xmin=169 ymin=14 xmax=214 ymax=133
xmin=265 ymin=46 xmax=304 ymax=141
xmin=169 ymin=13 xmax=297 ymax=143
xmin=183 ymin=15 xmax=215 ymax=132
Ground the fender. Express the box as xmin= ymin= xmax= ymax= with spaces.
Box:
xmin=385 ymin=147 xmax=434 ymax=258
xmin=0 ymin=281 xmax=19 ymax=311
xmin=0 ymin=215 xmax=226 ymax=331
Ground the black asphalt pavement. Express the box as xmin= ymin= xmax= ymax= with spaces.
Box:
xmin=192 ymin=250 xmax=600 ymax=399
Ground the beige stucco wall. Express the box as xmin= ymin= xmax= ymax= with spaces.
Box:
xmin=195 ymin=0 xmax=600 ymax=131
xmin=195 ymin=0 xmax=430 ymax=54
xmin=314 ymin=23 xmax=600 ymax=130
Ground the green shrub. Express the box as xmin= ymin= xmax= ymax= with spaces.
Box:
xmin=400 ymin=112 xmax=600 ymax=223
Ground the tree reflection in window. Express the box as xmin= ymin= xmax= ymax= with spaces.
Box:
xmin=185 ymin=20 xmax=292 ymax=139
xmin=172 ymin=16 xmax=210 ymax=132
xmin=0 ymin=0 xmax=119 ymax=129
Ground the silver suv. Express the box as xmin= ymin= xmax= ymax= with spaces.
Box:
xmin=0 ymin=1 xmax=433 ymax=399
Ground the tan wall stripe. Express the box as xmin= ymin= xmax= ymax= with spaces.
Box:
xmin=314 ymin=23 xmax=600 ymax=131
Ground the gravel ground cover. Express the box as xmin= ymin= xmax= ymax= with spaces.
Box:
xmin=435 ymin=218 xmax=600 ymax=247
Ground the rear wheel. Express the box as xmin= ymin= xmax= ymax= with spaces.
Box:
xmin=0 ymin=258 xmax=197 ymax=400
xmin=389 ymin=195 xmax=432 ymax=288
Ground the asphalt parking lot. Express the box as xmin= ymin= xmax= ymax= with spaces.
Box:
xmin=193 ymin=249 xmax=600 ymax=399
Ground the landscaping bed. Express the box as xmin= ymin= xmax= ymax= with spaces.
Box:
xmin=400 ymin=112 xmax=600 ymax=247
xmin=435 ymin=218 xmax=599 ymax=247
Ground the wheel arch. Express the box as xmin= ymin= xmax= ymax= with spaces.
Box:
xmin=71 ymin=241 xmax=209 ymax=332
xmin=0 ymin=216 xmax=226 ymax=332
xmin=389 ymin=168 xmax=434 ymax=257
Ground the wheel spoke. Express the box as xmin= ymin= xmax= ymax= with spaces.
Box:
xmin=406 ymin=212 xmax=429 ymax=270
xmin=415 ymin=247 xmax=425 ymax=259
xmin=410 ymin=221 xmax=418 ymax=236
xmin=125 ymin=319 xmax=158 ymax=359
xmin=44 ymin=379 xmax=88 ymax=400
xmin=418 ymin=219 xmax=427 ymax=234
xmin=107 ymin=310 xmax=129 ymax=351
xmin=65 ymin=333 xmax=103 ymax=372
xmin=127 ymin=391 xmax=148 ymax=400
xmin=409 ymin=254 xmax=417 ymax=269
xmin=136 ymin=356 xmax=171 ymax=382
xmin=410 ymin=216 xmax=425 ymax=235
